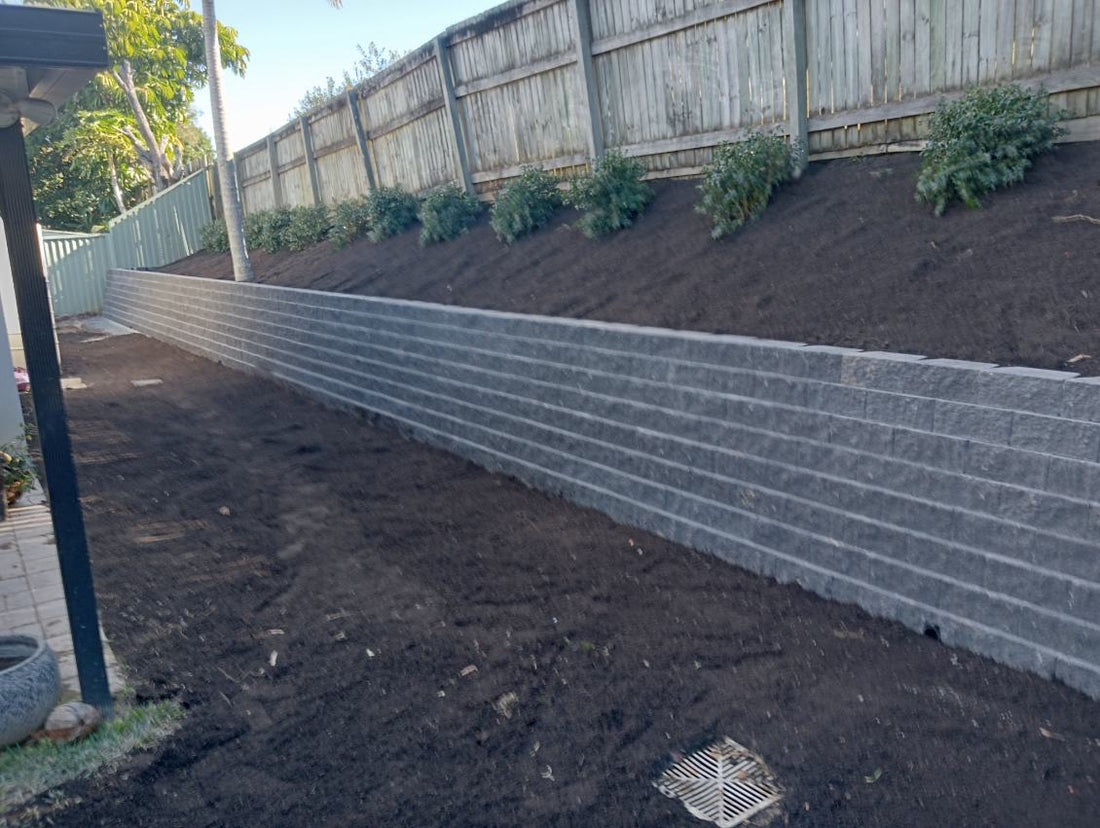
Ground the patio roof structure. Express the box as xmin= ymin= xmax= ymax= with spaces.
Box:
xmin=0 ymin=5 xmax=112 ymax=710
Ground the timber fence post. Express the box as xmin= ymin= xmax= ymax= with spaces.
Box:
xmin=347 ymin=88 xmax=377 ymax=190
xmin=783 ymin=0 xmax=809 ymax=176
xmin=434 ymin=36 xmax=474 ymax=193
xmin=299 ymin=115 xmax=322 ymax=205
xmin=266 ymin=135 xmax=283 ymax=207
xmin=570 ymin=0 xmax=604 ymax=160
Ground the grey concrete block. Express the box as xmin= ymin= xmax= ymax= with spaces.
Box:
xmin=995 ymin=488 xmax=1093 ymax=542
xmin=752 ymin=374 xmax=809 ymax=407
xmin=805 ymin=382 xmax=867 ymax=418
xmin=1051 ymin=657 xmax=1100 ymax=700
xmin=841 ymin=353 xmax=993 ymax=400
xmin=1045 ymin=456 xmax=1100 ymax=503
xmin=828 ymin=418 xmax=893 ymax=454
xmin=891 ymin=429 xmax=968 ymax=473
xmin=1031 ymin=533 xmax=1100 ymax=583
xmin=974 ymin=366 xmax=1077 ymax=416
xmin=966 ymin=442 xmax=1049 ymax=489
xmin=953 ymin=504 xmax=1035 ymax=559
xmin=864 ymin=391 xmax=936 ymax=430
xmin=934 ymin=400 xmax=1012 ymax=444
xmin=1063 ymin=377 xmax=1100 ymax=423
xmin=1010 ymin=411 xmax=1100 ymax=462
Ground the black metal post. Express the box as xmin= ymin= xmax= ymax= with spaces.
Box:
xmin=0 ymin=123 xmax=111 ymax=711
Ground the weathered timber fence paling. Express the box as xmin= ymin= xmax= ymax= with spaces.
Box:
xmin=236 ymin=0 xmax=1100 ymax=210
xmin=103 ymin=268 xmax=1100 ymax=700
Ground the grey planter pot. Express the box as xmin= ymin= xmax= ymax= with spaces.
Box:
xmin=0 ymin=635 xmax=61 ymax=747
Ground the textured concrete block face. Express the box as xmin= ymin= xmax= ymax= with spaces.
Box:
xmin=1063 ymin=378 xmax=1100 ymax=423
xmin=105 ymin=270 xmax=1100 ymax=699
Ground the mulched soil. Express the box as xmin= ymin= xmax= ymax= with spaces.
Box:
xmin=166 ymin=142 xmax=1100 ymax=376
xmin=25 ymin=330 xmax=1098 ymax=827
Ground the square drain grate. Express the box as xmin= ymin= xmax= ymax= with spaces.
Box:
xmin=655 ymin=737 xmax=781 ymax=827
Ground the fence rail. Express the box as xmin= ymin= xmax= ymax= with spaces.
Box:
xmin=235 ymin=0 xmax=1100 ymax=212
xmin=41 ymin=169 xmax=212 ymax=317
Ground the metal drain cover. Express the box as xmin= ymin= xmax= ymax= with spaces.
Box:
xmin=655 ymin=737 xmax=781 ymax=827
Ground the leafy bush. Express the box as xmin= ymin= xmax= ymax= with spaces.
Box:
xmin=329 ymin=197 xmax=372 ymax=249
xmin=241 ymin=206 xmax=329 ymax=252
xmin=566 ymin=150 xmax=652 ymax=238
xmin=199 ymin=218 xmax=230 ymax=253
xmin=243 ymin=208 xmax=293 ymax=254
xmin=365 ymin=186 xmax=419 ymax=242
xmin=419 ymin=183 xmax=482 ymax=245
xmin=281 ymin=205 xmax=331 ymax=251
xmin=916 ymin=84 xmax=1066 ymax=215
xmin=1 ymin=443 xmax=36 ymax=507
xmin=490 ymin=166 xmax=563 ymax=243
xmin=696 ymin=133 xmax=797 ymax=238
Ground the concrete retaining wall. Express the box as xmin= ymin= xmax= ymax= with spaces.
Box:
xmin=103 ymin=268 xmax=1100 ymax=699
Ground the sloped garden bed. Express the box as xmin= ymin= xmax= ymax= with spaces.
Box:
xmin=167 ymin=142 xmax=1100 ymax=377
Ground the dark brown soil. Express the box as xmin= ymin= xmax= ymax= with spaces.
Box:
xmin=30 ymin=331 xmax=1099 ymax=827
xmin=166 ymin=143 xmax=1100 ymax=376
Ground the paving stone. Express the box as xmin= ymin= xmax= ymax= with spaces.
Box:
xmin=1 ymin=590 xmax=34 ymax=612
xmin=31 ymin=584 xmax=64 ymax=604
xmin=35 ymin=598 xmax=68 ymax=621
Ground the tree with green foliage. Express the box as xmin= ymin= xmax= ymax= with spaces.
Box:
xmin=36 ymin=0 xmax=247 ymax=194
xmin=291 ymin=43 xmax=399 ymax=118
xmin=26 ymin=87 xmax=211 ymax=231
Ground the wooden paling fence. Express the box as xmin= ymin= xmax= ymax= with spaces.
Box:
xmin=235 ymin=0 xmax=1100 ymax=213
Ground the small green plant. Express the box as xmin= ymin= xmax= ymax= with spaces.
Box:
xmin=199 ymin=218 xmax=230 ymax=253
xmin=0 ymin=443 xmax=36 ymax=507
xmin=419 ymin=183 xmax=482 ymax=245
xmin=243 ymin=208 xmax=293 ymax=254
xmin=328 ymin=197 xmax=372 ymax=249
xmin=282 ymin=205 xmax=331 ymax=251
xmin=566 ymin=150 xmax=652 ymax=238
xmin=489 ymin=166 xmax=563 ymax=243
xmin=697 ymin=133 xmax=797 ymax=238
xmin=916 ymin=84 xmax=1066 ymax=215
xmin=364 ymin=186 xmax=419 ymax=242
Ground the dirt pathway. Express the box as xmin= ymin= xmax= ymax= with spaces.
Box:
xmin=35 ymin=331 xmax=1100 ymax=827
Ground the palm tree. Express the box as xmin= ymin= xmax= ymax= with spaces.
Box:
xmin=201 ymin=0 xmax=251 ymax=282
xmin=201 ymin=2 xmax=342 ymax=283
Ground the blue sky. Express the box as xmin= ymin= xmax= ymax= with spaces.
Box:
xmin=197 ymin=0 xmax=493 ymax=149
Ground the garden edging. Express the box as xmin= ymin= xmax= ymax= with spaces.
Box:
xmin=102 ymin=268 xmax=1100 ymax=699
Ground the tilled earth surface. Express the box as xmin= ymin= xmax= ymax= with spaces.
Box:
xmin=167 ymin=143 xmax=1100 ymax=376
xmin=16 ymin=331 xmax=1097 ymax=827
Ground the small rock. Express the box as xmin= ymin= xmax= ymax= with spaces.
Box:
xmin=43 ymin=702 xmax=101 ymax=744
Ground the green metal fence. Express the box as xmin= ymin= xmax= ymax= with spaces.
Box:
xmin=41 ymin=169 xmax=212 ymax=317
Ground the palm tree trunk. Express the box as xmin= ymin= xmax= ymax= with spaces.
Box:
xmin=201 ymin=0 xmax=253 ymax=282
